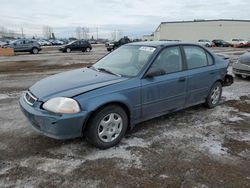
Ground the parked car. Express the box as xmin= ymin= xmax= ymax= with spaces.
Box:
xmin=4 ymin=39 xmax=41 ymax=54
xmin=50 ymin=39 xmax=64 ymax=45
xmin=59 ymin=40 xmax=92 ymax=53
xmin=106 ymin=37 xmax=131 ymax=51
xmin=198 ymin=39 xmax=214 ymax=47
xmin=89 ymin=40 xmax=98 ymax=44
xmin=38 ymin=40 xmax=51 ymax=46
xmin=0 ymin=41 xmax=7 ymax=47
xmin=230 ymin=39 xmax=249 ymax=47
xmin=212 ymin=39 xmax=231 ymax=47
xmin=19 ymin=41 xmax=233 ymax=149
xmin=232 ymin=52 xmax=250 ymax=78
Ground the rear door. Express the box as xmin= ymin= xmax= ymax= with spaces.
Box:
xmin=141 ymin=46 xmax=187 ymax=118
xmin=182 ymin=45 xmax=216 ymax=105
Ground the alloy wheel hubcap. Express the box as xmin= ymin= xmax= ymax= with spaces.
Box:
xmin=211 ymin=86 xmax=221 ymax=104
xmin=98 ymin=113 xmax=123 ymax=143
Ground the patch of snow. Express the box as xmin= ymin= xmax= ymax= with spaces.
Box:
xmin=228 ymin=116 xmax=243 ymax=122
xmin=0 ymin=94 xmax=9 ymax=100
xmin=222 ymin=81 xmax=250 ymax=101
xmin=200 ymin=140 xmax=228 ymax=156
xmin=159 ymin=174 xmax=169 ymax=178
xmin=20 ymin=157 xmax=83 ymax=175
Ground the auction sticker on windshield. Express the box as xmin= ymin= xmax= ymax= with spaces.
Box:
xmin=139 ymin=46 xmax=156 ymax=52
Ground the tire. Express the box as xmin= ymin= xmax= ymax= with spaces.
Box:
xmin=85 ymin=105 xmax=128 ymax=149
xmin=66 ymin=48 xmax=71 ymax=53
xmin=31 ymin=48 xmax=39 ymax=54
xmin=86 ymin=47 xmax=91 ymax=52
xmin=205 ymin=82 xmax=222 ymax=108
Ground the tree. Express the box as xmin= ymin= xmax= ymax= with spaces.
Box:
xmin=75 ymin=27 xmax=82 ymax=39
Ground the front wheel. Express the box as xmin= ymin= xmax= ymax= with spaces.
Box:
xmin=205 ymin=82 xmax=222 ymax=108
xmin=66 ymin=48 xmax=71 ymax=53
xmin=85 ymin=105 xmax=128 ymax=149
xmin=31 ymin=48 xmax=39 ymax=54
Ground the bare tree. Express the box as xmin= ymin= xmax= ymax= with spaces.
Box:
xmin=111 ymin=30 xmax=116 ymax=41
xmin=43 ymin=26 xmax=53 ymax=39
xmin=82 ymin=27 xmax=89 ymax=39
xmin=117 ymin=30 xmax=123 ymax=40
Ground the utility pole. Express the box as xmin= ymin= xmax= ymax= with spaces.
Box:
xmin=96 ymin=27 xmax=98 ymax=40
xmin=21 ymin=26 xmax=24 ymax=38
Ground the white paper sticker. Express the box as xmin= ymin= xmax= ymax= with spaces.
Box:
xmin=139 ymin=46 xmax=156 ymax=52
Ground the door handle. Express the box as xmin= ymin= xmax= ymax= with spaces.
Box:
xmin=178 ymin=77 xmax=186 ymax=82
xmin=210 ymin=71 xmax=215 ymax=75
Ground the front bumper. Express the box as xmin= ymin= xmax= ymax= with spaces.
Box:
xmin=232 ymin=63 xmax=250 ymax=77
xmin=19 ymin=94 xmax=88 ymax=140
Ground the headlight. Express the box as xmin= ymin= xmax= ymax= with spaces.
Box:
xmin=43 ymin=97 xmax=80 ymax=114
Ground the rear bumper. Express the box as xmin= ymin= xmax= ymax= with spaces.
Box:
xmin=19 ymin=95 xmax=88 ymax=140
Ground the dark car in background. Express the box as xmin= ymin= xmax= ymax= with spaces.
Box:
xmin=106 ymin=37 xmax=131 ymax=51
xmin=4 ymin=39 xmax=41 ymax=54
xmin=232 ymin=52 xmax=250 ymax=78
xmin=20 ymin=41 xmax=233 ymax=149
xmin=212 ymin=39 xmax=231 ymax=47
xmin=59 ymin=40 xmax=92 ymax=53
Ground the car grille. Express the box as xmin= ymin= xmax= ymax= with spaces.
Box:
xmin=24 ymin=91 xmax=37 ymax=106
xmin=233 ymin=68 xmax=250 ymax=74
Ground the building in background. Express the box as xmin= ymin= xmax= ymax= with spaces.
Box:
xmin=153 ymin=19 xmax=250 ymax=42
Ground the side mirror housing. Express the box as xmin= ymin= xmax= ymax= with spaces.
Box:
xmin=145 ymin=68 xmax=165 ymax=78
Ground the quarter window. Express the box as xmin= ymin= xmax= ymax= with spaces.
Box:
xmin=207 ymin=52 xmax=214 ymax=65
xmin=151 ymin=46 xmax=183 ymax=74
xmin=184 ymin=46 xmax=208 ymax=69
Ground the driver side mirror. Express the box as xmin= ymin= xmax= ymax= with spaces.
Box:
xmin=145 ymin=68 xmax=165 ymax=78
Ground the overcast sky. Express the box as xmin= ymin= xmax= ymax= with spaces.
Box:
xmin=0 ymin=0 xmax=250 ymax=39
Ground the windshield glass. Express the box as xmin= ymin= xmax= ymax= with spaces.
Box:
xmin=67 ymin=40 xmax=77 ymax=45
xmin=93 ymin=45 xmax=156 ymax=77
xmin=9 ymin=40 xmax=18 ymax=44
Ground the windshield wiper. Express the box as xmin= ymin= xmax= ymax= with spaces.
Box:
xmin=97 ymin=68 xmax=122 ymax=77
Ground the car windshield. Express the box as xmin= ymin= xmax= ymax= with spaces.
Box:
xmin=93 ymin=45 xmax=156 ymax=77
xmin=67 ymin=40 xmax=77 ymax=45
xmin=9 ymin=40 xmax=19 ymax=44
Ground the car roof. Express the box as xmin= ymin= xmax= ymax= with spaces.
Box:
xmin=125 ymin=41 xmax=197 ymax=47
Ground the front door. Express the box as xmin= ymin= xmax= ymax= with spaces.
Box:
xmin=141 ymin=46 xmax=187 ymax=118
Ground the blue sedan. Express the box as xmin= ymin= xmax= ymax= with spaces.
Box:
xmin=19 ymin=41 xmax=233 ymax=149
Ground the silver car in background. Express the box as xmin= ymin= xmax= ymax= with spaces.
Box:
xmin=232 ymin=52 xmax=250 ymax=78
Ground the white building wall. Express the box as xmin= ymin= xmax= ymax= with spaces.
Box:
xmin=154 ymin=20 xmax=250 ymax=42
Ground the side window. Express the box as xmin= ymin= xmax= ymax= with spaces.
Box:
xmin=151 ymin=46 xmax=183 ymax=74
xmin=184 ymin=46 xmax=208 ymax=69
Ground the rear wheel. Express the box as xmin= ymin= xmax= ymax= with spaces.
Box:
xmin=85 ymin=105 xmax=128 ymax=149
xmin=205 ymin=82 xmax=222 ymax=108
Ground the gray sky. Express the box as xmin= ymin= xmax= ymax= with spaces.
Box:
xmin=1 ymin=0 xmax=250 ymax=39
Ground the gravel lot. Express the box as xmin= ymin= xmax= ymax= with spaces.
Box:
xmin=0 ymin=45 xmax=250 ymax=187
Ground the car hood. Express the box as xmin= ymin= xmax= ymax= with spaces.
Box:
xmin=29 ymin=68 xmax=127 ymax=101
xmin=239 ymin=52 xmax=250 ymax=63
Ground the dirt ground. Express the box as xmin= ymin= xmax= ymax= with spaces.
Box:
xmin=0 ymin=45 xmax=250 ymax=188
